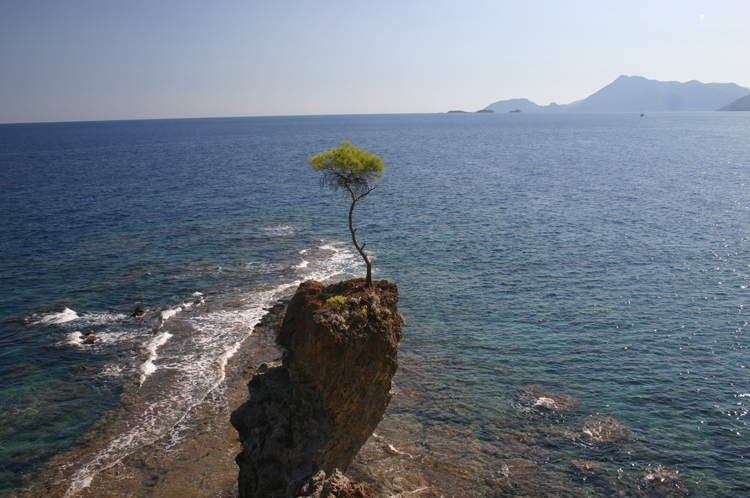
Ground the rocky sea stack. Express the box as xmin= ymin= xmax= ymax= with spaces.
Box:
xmin=231 ymin=279 xmax=403 ymax=498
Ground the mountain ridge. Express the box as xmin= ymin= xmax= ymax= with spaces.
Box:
xmin=484 ymin=75 xmax=750 ymax=113
xmin=718 ymin=94 xmax=750 ymax=111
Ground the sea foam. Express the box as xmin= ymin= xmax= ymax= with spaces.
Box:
xmin=39 ymin=308 xmax=79 ymax=325
xmin=138 ymin=332 xmax=173 ymax=385
xmin=58 ymin=246 xmax=357 ymax=496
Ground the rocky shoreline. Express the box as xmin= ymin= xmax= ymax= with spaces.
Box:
xmin=15 ymin=281 xmax=454 ymax=498
xmin=16 ymin=278 xmax=690 ymax=498
xmin=17 ymin=301 xmax=288 ymax=498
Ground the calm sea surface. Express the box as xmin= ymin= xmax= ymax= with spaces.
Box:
xmin=1 ymin=113 xmax=748 ymax=496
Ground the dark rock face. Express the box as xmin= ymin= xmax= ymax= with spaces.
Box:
xmin=231 ymin=279 xmax=402 ymax=498
xmin=231 ymin=361 xmax=331 ymax=498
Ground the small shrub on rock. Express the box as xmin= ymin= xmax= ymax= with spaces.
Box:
xmin=326 ymin=295 xmax=347 ymax=311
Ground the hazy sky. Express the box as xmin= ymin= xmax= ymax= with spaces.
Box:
xmin=1 ymin=0 xmax=748 ymax=123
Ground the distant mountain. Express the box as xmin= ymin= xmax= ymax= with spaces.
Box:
xmin=718 ymin=94 xmax=750 ymax=111
xmin=483 ymin=75 xmax=750 ymax=113
xmin=483 ymin=98 xmax=562 ymax=113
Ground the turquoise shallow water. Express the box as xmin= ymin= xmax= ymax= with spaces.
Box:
xmin=1 ymin=113 xmax=749 ymax=496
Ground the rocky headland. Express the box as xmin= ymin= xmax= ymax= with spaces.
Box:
xmin=230 ymin=279 xmax=403 ymax=498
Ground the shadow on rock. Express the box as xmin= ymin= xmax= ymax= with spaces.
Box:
xmin=231 ymin=279 xmax=402 ymax=498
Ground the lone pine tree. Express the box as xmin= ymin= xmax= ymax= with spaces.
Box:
xmin=308 ymin=142 xmax=384 ymax=288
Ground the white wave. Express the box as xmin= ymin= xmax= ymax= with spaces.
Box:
xmin=138 ymin=332 xmax=172 ymax=385
xmin=303 ymin=242 xmax=362 ymax=283
xmin=60 ymin=301 xmax=274 ymax=496
xmin=160 ymin=308 xmax=179 ymax=321
xmin=533 ymin=397 xmax=559 ymax=410
xmin=65 ymin=475 xmax=94 ymax=497
xmin=62 ymin=331 xmax=85 ymax=347
xmin=261 ymin=224 xmax=295 ymax=236
xmin=90 ymin=329 xmax=129 ymax=345
xmin=99 ymin=364 xmax=124 ymax=379
xmin=59 ymin=250 xmax=354 ymax=496
xmin=295 ymin=260 xmax=310 ymax=269
xmin=160 ymin=303 xmax=192 ymax=322
xmin=37 ymin=309 xmax=126 ymax=329
xmin=78 ymin=312 xmax=127 ymax=326
xmin=39 ymin=307 xmax=78 ymax=325
xmin=190 ymin=291 xmax=203 ymax=297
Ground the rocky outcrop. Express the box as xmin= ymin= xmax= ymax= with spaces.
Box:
xmin=298 ymin=470 xmax=369 ymax=498
xmin=231 ymin=279 xmax=402 ymax=498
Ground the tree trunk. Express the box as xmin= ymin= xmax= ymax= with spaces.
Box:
xmin=348 ymin=191 xmax=373 ymax=288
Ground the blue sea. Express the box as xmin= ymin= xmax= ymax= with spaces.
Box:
xmin=1 ymin=113 xmax=748 ymax=496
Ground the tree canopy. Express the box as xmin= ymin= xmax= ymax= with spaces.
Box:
xmin=308 ymin=142 xmax=384 ymax=288
xmin=308 ymin=141 xmax=384 ymax=195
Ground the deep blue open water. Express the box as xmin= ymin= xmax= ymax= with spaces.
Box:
xmin=1 ymin=113 xmax=748 ymax=496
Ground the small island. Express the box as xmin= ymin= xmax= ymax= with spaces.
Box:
xmin=509 ymin=109 xmax=521 ymax=113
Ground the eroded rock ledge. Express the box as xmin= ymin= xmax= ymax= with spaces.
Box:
xmin=231 ymin=279 xmax=402 ymax=498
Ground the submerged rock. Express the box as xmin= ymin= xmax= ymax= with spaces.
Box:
xmin=131 ymin=306 xmax=145 ymax=318
xmin=518 ymin=384 xmax=579 ymax=414
xmin=580 ymin=414 xmax=628 ymax=443
xmin=638 ymin=464 xmax=689 ymax=497
xmin=231 ymin=279 xmax=402 ymax=498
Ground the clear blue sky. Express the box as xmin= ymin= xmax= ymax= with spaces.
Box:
xmin=1 ymin=0 xmax=748 ymax=123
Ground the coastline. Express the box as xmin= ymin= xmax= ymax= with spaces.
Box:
xmin=17 ymin=302 xmax=288 ymax=498
xmin=17 ymin=292 xmax=666 ymax=498
xmin=16 ymin=297 xmax=450 ymax=498
xmin=17 ymin=293 xmax=466 ymax=498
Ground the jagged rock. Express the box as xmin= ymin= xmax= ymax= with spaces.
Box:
xmin=298 ymin=469 xmax=370 ymax=498
xmin=232 ymin=361 xmax=332 ymax=498
xmin=580 ymin=414 xmax=628 ymax=443
xmin=231 ymin=279 xmax=402 ymax=498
